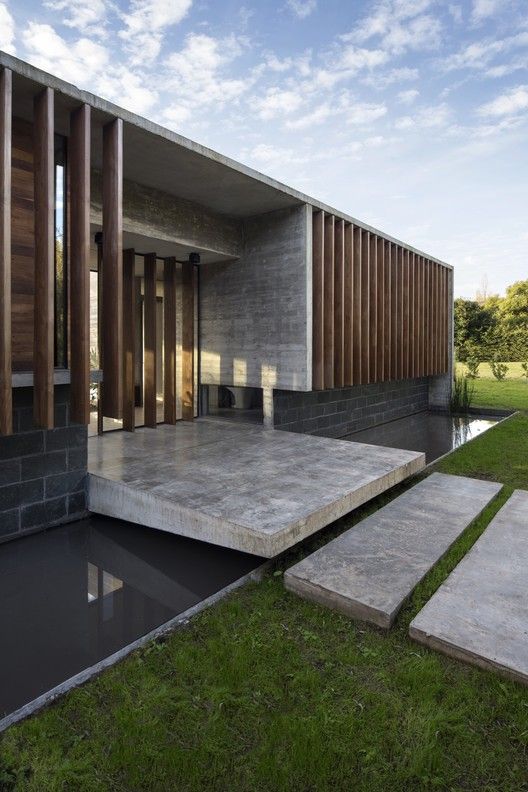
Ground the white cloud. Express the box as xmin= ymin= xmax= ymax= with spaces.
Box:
xmin=395 ymin=102 xmax=451 ymax=130
xmin=119 ymin=0 xmax=192 ymax=64
xmin=287 ymin=0 xmax=316 ymax=19
xmin=477 ymin=85 xmax=528 ymax=116
xmin=397 ymin=88 xmax=419 ymax=104
xmin=471 ymin=0 xmax=507 ymax=23
xmin=345 ymin=1 xmax=441 ymax=55
xmin=285 ymin=103 xmax=331 ymax=129
xmin=44 ymin=0 xmax=107 ymax=34
xmin=443 ymin=31 xmax=528 ymax=73
xmin=0 ymin=2 xmax=16 ymax=54
xmin=251 ymin=88 xmax=304 ymax=119
xmin=346 ymin=101 xmax=387 ymax=125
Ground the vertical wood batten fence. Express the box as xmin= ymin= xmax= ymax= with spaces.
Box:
xmin=312 ymin=210 xmax=450 ymax=389
xmin=0 ymin=67 xmax=12 ymax=435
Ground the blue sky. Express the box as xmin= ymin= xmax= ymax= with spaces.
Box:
xmin=1 ymin=0 xmax=527 ymax=298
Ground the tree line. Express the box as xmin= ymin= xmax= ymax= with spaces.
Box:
xmin=455 ymin=279 xmax=528 ymax=362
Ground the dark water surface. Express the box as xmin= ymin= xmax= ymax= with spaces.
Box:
xmin=346 ymin=412 xmax=499 ymax=463
xmin=0 ymin=516 xmax=261 ymax=722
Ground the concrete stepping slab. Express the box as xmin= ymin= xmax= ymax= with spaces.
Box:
xmin=284 ymin=473 xmax=502 ymax=628
xmin=410 ymin=489 xmax=528 ymax=684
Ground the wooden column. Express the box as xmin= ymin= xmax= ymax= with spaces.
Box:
xmin=343 ymin=223 xmax=353 ymax=386
xmin=69 ymin=104 xmax=91 ymax=425
xmin=390 ymin=243 xmax=398 ymax=381
xmin=369 ymin=234 xmax=377 ymax=382
xmin=384 ymin=241 xmax=391 ymax=381
xmin=376 ymin=236 xmax=384 ymax=382
xmin=164 ymin=256 xmax=177 ymax=424
xmin=312 ymin=211 xmax=324 ymax=389
xmin=352 ymin=226 xmax=362 ymax=385
xmin=360 ymin=230 xmax=370 ymax=384
xmin=144 ymin=252 xmax=157 ymax=428
xmin=333 ymin=218 xmax=344 ymax=388
xmin=0 ymin=68 xmax=12 ymax=435
xmin=323 ymin=214 xmax=334 ymax=389
xmin=102 ymin=118 xmax=123 ymax=419
xmin=33 ymin=88 xmax=55 ymax=429
xmin=122 ymin=248 xmax=135 ymax=431
xmin=181 ymin=260 xmax=194 ymax=421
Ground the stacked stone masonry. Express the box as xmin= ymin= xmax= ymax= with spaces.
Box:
xmin=0 ymin=385 xmax=88 ymax=543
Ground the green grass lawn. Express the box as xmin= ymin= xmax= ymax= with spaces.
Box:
xmin=1 ymin=417 xmax=528 ymax=790
xmin=456 ymin=361 xmax=528 ymax=412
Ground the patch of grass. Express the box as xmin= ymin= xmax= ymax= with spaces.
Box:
xmin=456 ymin=361 xmax=528 ymax=412
xmin=1 ymin=422 xmax=528 ymax=791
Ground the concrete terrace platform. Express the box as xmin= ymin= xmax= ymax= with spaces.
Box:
xmin=410 ymin=489 xmax=528 ymax=684
xmin=87 ymin=420 xmax=424 ymax=558
xmin=285 ymin=473 xmax=502 ymax=628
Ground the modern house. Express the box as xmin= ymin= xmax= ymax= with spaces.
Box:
xmin=0 ymin=51 xmax=453 ymax=552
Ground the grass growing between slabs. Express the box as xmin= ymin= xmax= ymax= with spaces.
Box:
xmin=1 ymin=417 xmax=528 ymax=791
xmin=456 ymin=361 xmax=528 ymax=413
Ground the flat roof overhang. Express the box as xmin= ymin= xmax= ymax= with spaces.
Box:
xmin=0 ymin=50 xmax=452 ymax=267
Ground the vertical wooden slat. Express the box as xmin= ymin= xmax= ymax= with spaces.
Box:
xmin=418 ymin=256 xmax=424 ymax=377
xmin=369 ymin=234 xmax=377 ymax=382
xmin=352 ymin=226 xmax=362 ymax=385
xmin=403 ymin=249 xmax=410 ymax=379
xmin=323 ymin=214 xmax=335 ymax=389
xmin=376 ymin=237 xmax=384 ymax=382
xmin=69 ymin=104 xmax=91 ymax=425
xmin=122 ymin=248 xmax=135 ymax=431
xmin=33 ymin=88 xmax=55 ymax=429
xmin=442 ymin=266 xmax=448 ymax=372
xmin=181 ymin=260 xmax=194 ymax=421
xmin=163 ymin=256 xmax=177 ymax=424
xmin=408 ymin=252 xmax=415 ymax=378
xmin=143 ymin=252 xmax=157 ymax=428
xmin=360 ymin=230 xmax=370 ymax=385
xmin=436 ymin=263 xmax=441 ymax=374
xmin=102 ymin=118 xmax=123 ymax=419
xmin=312 ymin=211 xmax=324 ymax=390
xmin=431 ymin=262 xmax=436 ymax=374
xmin=384 ymin=241 xmax=391 ymax=381
xmin=0 ymin=68 xmax=12 ymax=435
xmin=428 ymin=259 xmax=433 ymax=375
xmin=334 ymin=218 xmax=344 ymax=388
xmin=343 ymin=223 xmax=353 ymax=386
xmin=390 ymin=243 xmax=398 ymax=381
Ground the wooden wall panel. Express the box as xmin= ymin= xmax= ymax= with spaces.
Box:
xmin=369 ymin=234 xmax=377 ymax=383
xmin=343 ymin=223 xmax=353 ymax=386
xmin=311 ymin=212 xmax=450 ymax=389
xmin=323 ymin=214 xmax=335 ymax=389
xmin=122 ymin=248 xmax=135 ymax=431
xmin=101 ymin=117 xmax=123 ymax=419
xmin=333 ymin=218 xmax=344 ymax=388
xmin=352 ymin=226 xmax=362 ymax=385
xmin=33 ymin=88 xmax=54 ymax=430
xmin=163 ymin=256 xmax=177 ymax=424
xmin=0 ymin=68 xmax=12 ymax=434
xmin=312 ymin=211 xmax=324 ymax=390
xmin=69 ymin=104 xmax=91 ymax=425
xmin=143 ymin=252 xmax=157 ymax=428
xmin=181 ymin=261 xmax=194 ymax=421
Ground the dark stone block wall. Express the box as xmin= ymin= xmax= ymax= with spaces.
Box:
xmin=273 ymin=378 xmax=429 ymax=438
xmin=0 ymin=385 xmax=88 ymax=544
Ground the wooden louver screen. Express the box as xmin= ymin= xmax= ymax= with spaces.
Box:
xmin=312 ymin=210 xmax=450 ymax=390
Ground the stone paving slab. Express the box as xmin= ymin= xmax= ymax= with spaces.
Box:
xmin=410 ymin=489 xmax=528 ymax=684
xmin=284 ymin=473 xmax=502 ymax=628
xmin=88 ymin=421 xmax=424 ymax=558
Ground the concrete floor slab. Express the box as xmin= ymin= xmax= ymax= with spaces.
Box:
xmin=284 ymin=473 xmax=502 ymax=628
xmin=88 ymin=420 xmax=425 ymax=557
xmin=410 ymin=489 xmax=528 ymax=684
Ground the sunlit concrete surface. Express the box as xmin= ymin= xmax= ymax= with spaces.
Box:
xmin=410 ymin=489 xmax=528 ymax=684
xmin=285 ymin=473 xmax=502 ymax=628
xmin=88 ymin=420 xmax=425 ymax=557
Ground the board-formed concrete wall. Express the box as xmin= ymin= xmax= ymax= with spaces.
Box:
xmin=200 ymin=204 xmax=312 ymax=392
xmin=91 ymin=172 xmax=243 ymax=259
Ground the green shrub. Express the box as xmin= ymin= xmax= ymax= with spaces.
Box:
xmin=450 ymin=375 xmax=474 ymax=413
xmin=465 ymin=355 xmax=480 ymax=378
xmin=521 ymin=362 xmax=528 ymax=378
xmin=490 ymin=358 xmax=508 ymax=381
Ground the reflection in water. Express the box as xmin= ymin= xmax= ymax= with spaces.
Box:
xmin=346 ymin=413 xmax=499 ymax=464
xmin=0 ymin=516 xmax=261 ymax=722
